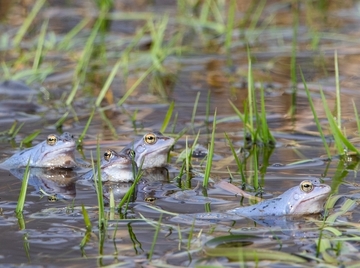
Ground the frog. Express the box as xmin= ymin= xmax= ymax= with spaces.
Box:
xmin=226 ymin=179 xmax=331 ymax=217
xmin=84 ymin=149 xmax=137 ymax=182
xmin=171 ymin=179 xmax=331 ymax=224
xmin=120 ymin=131 xmax=174 ymax=169
xmin=0 ymin=132 xmax=76 ymax=169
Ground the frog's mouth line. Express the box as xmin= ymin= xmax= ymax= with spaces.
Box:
xmin=41 ymin=142 xmax=76 ymax=160
xmin=102 ymin=159 xmax=133 ymax=169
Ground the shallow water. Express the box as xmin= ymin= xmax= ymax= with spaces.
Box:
xmin=1 ymin=0 xmax=360 ymax=267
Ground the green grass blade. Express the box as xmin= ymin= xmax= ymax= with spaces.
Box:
xmin=95 ymin=58 xmax=122 ymax=107
xmin=93 ymin=144 xmax=105 ymax=230
xmin=160 ymin=101 xmax=174 ymax=133
xmin=55 ymin=111 xmax=70 ymax=131
xmin=81 ymin=204 xmax=92 ymax=232
xmin=352 ymin=99 xmax=360 ymax=136
xmin=13 ymin=0 xmax=46 ymax=47
xmin=117 ymin=170 xmax=143 ymax=212
xmin=203 ymin=109 xmax=217 ymax=187
xmin=225 ymin=0 xmax=236 ymax=54
xmin=20 ymin=130 xmax=41 ymax=147
xmin=33 ymin=19 xmax=48 ymax=71
xmin=15 ymin=161 xmax=31 ymax=215
xmin=320 ymin=89 xmax=359 ymax=154
xmin=58 ymin=17 xmax=91 ymax=50
xmin=301 ymin=70 xmax=331 ymax=158
xmin=334 ymin=50 xmax=341 ymax=128
xmin=117 ymin=65 xmax=155 ymax=106
xmin=191 ymin=92 xmax=200 ymax=129
xmin=224 ymin=132 xmax=245 ymax=183
xmin=77 ymin=108 xmax=95 ymax=147
xmin=148 ymin=213 xmax=163 ymax=261
xmin=320 ymin=89 xmax=344 ymax=154
xmin=99 ymin=109 xmax=118 ymax=139
xmin=247 ymin=46 xmax=254 ymax=136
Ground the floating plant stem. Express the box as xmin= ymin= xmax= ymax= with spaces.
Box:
xmin=301 ymin=71 xmax=331 ymax=158
xmin=203 ymin=109 xmax=217 ymax=187
xmin=160 ymin=101 xmax=175 ymax=133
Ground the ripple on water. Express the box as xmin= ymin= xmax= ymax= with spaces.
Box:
xmin=23 ymin=227 xmax=84 ymax=245
xmin=29 ymin=206 xmax=97 ymax=220
xmin=0 ymin=215 xmax=17 ymax=226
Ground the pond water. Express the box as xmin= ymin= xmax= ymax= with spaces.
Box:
xmin=1 ymin=0 xmax=360 ymax=267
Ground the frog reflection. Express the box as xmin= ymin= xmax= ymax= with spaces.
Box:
xmin=9 ymin=167 xmax=77 ymax=200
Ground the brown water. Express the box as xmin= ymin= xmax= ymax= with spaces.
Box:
xmin=1 ymin=0 xmax=360 ymax=267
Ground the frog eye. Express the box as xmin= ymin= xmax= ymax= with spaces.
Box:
xmin=145 ymin=196 xmax=156 ymax=203
xmin=126 ymin=149 xmax=136 ymax=159
xmin=47 ymin=135 xmax=58 ymax=146
xmin=48 ymin=195 xmax=57 ymax=202
xmin=144 ymin=133 xmax=157 ymax=145
xmin=300 ymin=180 xmax=314 ymax=193
xmin=104 ymin=150 xmax=115 ymax=161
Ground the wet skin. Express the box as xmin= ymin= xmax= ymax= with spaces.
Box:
xmin=171 ymin=179 xmax=332 ymax=226
xmin=226 ymin=179 xmax=331 ymax=216
xmin=96 ymin=149 xmax=136 ymax=182
xmin=0 ymin=132 xmax=76 ymax=169
xmin=120 ymin=131 xmax=174 ymax=169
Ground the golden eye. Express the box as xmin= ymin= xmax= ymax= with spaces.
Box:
xmin=144 ymin=133 xmax=157 ymax=145
xmin=48 ymin=195 xmax=57 ymax=202
xmin=300 ymin=180 xmax=314 ymax=193
xmin=145 ymin=197 xmax=156 ymax=203
xmin=104 ymin=150 xmax=114 ymax=161
xmin=47 ymin=135 xmax=58 ymax=146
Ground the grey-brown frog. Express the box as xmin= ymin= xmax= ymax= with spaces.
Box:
xmin=120 ymin=131 xmax=174 ymax=169
xmin=0 ymin=132 xmax=76 ymax=169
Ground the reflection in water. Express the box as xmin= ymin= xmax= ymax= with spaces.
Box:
xmin=9 ymin=168 xmax=77 ymax=200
